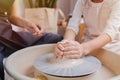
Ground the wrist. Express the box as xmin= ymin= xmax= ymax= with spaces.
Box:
xmin=81 ymin=43 xmax=91 ymax=56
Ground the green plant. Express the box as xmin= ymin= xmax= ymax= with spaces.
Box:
xmin=28 ymin=0 xmax=57 ymax=8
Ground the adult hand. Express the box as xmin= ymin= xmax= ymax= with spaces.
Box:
xmin=55 ymin=40 xmax=84 ymax=59
xmin=23 ymin=20 xmax=44 ymax=37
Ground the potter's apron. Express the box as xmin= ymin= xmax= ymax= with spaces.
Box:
xmin=0 ymin=14 xmax=40 ymax=50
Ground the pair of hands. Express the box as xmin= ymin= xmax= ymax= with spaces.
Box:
xmin=55 ymin=40 xmax=85 ymax=59
xmin=23 ymin=20 xmax=44 ymax=37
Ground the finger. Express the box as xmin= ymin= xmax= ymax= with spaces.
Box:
xmin=64 ymin=50 xmax=83 ymax=59
xmin=55 ymin=48 xmax=63 ymax=56
xmin=39 ymin=26 xmax=44 ymax=33
xmin=32 ymin=32 xmax=42 ymax=37
xmin=65 ymin=54 xmax=81 ymax=59
xmin=34 ymin=24 xmax=41 ymax=32
xmin=28 ymin=26 xmax=41 ymax=37
xmin=54 ymin=47 xmax=63 ymax=57
xmin=32 ymin=25 xmax=44 ymax=37
xmin=33 ymin=30 xmax=42 ymax=37
xmin=28 ymin=23 xmax=40 ymax=33
xmin=36 ymin=24 xmax=44 ymax=33
xmin=57 ymin=42 xmax=64 ymax=51
xmin=54 ymin=52 xmax=59 ymax=58
xmin=57 ymin=52 xmax=64 ymax=59
xmin=63 ymin=50 xmax=79 ymax=55
xmin=63 ymin=46 xmax=78 ymax=52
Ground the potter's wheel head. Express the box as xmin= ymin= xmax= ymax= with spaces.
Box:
xmin=33 ymin=53 xmax=101 ymax=77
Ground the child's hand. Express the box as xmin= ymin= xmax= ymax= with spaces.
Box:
xmin=54 ymin=40 xmax=66 ymax=59
xmin=55 ymin=40 xmax=84 ymax=59
xmin=62 ymin=40 xmax=84 ymax=59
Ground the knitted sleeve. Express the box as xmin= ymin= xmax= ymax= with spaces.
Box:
xmin=67 ymin=0 xmax=84 ymax=35
xmin=103 ymin=0 xmax=120 ymax=41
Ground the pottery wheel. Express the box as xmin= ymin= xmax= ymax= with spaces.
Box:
xmin=33 ymin=53 xmax=101 ymax=77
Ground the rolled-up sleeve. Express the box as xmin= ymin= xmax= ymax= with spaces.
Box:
xmin=103 ymin=1 xmax=120 ymax=41
xmin=67 ymin=0 xmax=83 ymax=35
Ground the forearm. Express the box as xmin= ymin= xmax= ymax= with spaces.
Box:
xmin=8 ymin=15 xmax=28 ymax=28
xmin=81 ymin=34 xmax=111 ymax=55
xmin=7 ymin=0 xmax=26 ymax=28
xmin=64 ymin=29 xmax=76 ymax=40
